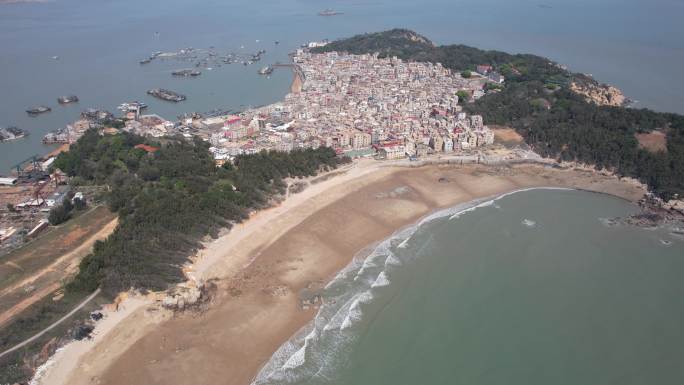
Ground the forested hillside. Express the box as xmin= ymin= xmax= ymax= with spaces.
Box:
xmin=313 ymin=29 xmax=684 ymax=200
xmin=54 ymin=130 xmax=347 ymax=294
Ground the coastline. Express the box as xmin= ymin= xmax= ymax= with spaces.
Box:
xmin=33 ymin=159 xmax=647 ymax=385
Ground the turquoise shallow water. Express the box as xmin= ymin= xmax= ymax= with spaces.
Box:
xmin=254 ymin=189 xmax=684 ymax=385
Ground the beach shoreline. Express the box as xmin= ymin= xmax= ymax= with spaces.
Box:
xmin=33 ymin=160 xmax=647 ymax=385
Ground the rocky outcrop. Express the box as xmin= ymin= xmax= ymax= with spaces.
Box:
xmin=161 ymin=281 xmax=209 ymax=311
xmin=620 ymin=195 xmax=684 ymax=228
xmin=663 ymin=199 xmax=684 ymax=215
xmin=570 ymin=81 xmax=626 ymax=107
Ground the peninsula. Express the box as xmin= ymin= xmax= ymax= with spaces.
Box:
xmin=1 ymin=29 xmax=682 ymax=385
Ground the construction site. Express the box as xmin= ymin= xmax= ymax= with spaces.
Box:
xmin=0 ymin=151 xmax=69 ymax=255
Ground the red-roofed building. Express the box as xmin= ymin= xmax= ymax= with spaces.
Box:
xmin=224 ymin=115 xmax=242 ymax=127
xmin=135 ymin=144 xmax=160 ymax=153
xmin=476 ymin=65 xmax=493 ymax=75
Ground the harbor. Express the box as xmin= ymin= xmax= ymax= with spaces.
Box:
xmin=138 ymin=46 xmax=269 ymax=70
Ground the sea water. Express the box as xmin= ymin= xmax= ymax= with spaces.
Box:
xmin=2 ymin=0 xmax=684 ymax=172
xmin=254 ymin=189 xmax=684 ymax=385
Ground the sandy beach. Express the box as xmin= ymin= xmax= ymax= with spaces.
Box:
xmin=35 ymin=160 xmax=646 ymax=385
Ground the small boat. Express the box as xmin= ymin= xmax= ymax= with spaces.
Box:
xmin=172 ymin=69 xmax=202 ymax=77
xmin=258 ymin=65 xmax=274 ymax=75
xmin=318 ymin=9 xmax=343 ymax=16
xmin=118 ymin=101 xmax=148 ymax=112
xmin=26 ymin=106 xmax=52 ymax=115
xmin=0 ymin=126 xmax=27 ymax=141
xmin=140 ymin=58 xmax=152 ymax=65
xmin=147 ymin=88 xmax=186 ymax=102
xmin=57 ymin=95 xmax=79 ymax=104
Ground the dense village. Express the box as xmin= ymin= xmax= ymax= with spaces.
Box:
xmin=191 ymin=49 xmax=498 ymax=163
xmin=1 ymin=47 xmax=514 ymax=252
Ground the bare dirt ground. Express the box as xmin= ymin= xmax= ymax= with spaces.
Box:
xmin=490 ymin=125 xmax=525 ymax=144
xmin=636 ymin=131 xmax=667 ymax=153
xmin=0 ymin=206 xmax=117 ymax=328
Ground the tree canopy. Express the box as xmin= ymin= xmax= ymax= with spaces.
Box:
xmin=54 ymin=130 xmax=347 ymax=294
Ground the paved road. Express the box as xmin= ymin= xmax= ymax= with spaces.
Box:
xmin=0 ymin=288 xmax=101 ymax=359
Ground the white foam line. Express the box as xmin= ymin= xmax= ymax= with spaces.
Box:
xmin=447 ymin=187 xmax=574 ymax=220
xmin=371 ymin=271 xmax=391 ymax=288
xmin=252 ymin=187 xmax=577 ymax=385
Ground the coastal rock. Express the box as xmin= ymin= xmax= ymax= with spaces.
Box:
xmin=664 ymin=199 xmax=684 ymax=214
xmin=162 ymin=296 xmax=178 ymax=308
xmin=161 ymin=282 xmax=206 ymax=311
xmin=570 ymin=81 xmax=626 ymax=107
xmin=619 ymin=195 xmax=684 ymax=228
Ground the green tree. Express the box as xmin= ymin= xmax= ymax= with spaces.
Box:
xmin=61 ymin=132 xmax=346 ymax=295
xmin=48 ymin=204 xmax=72 ymax=225
xmin=456 ymin=90 xmax=470 ymax=104
xmin=73 ymin=197 xmax=87 ymax=210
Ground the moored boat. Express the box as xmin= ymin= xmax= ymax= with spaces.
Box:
xmin=147 ymin=88 xmax=186 ymax=102
xmin=258 ymin=65 xmax=274 ymax=75
xmin=57 ymin=95 xmax=79 ymax=104
xmin=26 ymin=106 xmax=51 ymax=115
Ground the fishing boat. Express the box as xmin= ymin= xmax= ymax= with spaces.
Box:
xmin=318 ymin=9 xmax=343 ymax=16
xmin=147 ymin=88 xmax=186 ymax=102
xmin=57 ymin=95 xmax=79 ymax=104
xmin=26 ymin=106 xmax=51 ymax=115
xmin=258 ymin=66 xmax=274 ymax=75
xmin=172 ymin=69 xmax=202 ymax=77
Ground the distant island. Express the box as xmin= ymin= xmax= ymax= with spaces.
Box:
xmin=313 ymin=29 xmax=684 ymax=200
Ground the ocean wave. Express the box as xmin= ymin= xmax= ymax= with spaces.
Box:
xmin=354 ymin=251 xmax=385 ymax=282
xmin=252 ymin=186 xmax=576 ymax=385
xmin=385 ymin=253 xmax=402 ymax=267
xmin=253 ymin=241 xmax=404 ymax=384
xmin=340 ymin=292 xmax=373 ymax=330
xmin=448 ymin=187 xmax=574 ymax=221
xmin=449 ymin=199 xmax=496 ymax=219
xmin=282 ymin=339 xmax=308 ymax=370
xmin=371 ymin=271 xmax=391 ymax=288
